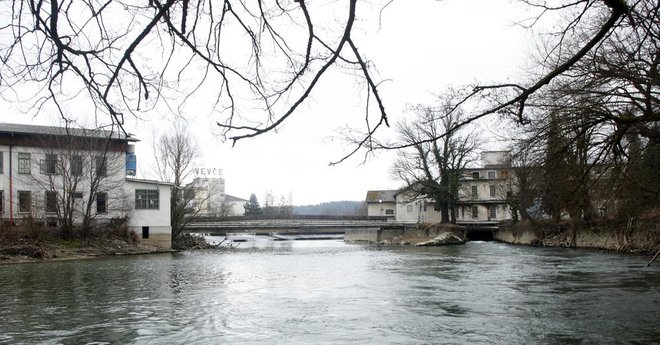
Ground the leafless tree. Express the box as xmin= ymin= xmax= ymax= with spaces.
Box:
xmin=0 ymin=0 xmax=386 ymax=142
xmin=153 ymin=121 xmax=205 ymax=239
xmin=0 ymin=0 xmax=646 ymax=163
xmin=391 ymin=94 xmax=478 ymax=223
xmin=504 ymin=0 xmax=658 ymax=221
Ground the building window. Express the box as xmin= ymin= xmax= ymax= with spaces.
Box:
xmin=490 ymin=185 xmax=496 ymax=198
xmin=96 ymin=192 xmax=107 ymax=214
xmin=0 ymin=152 xmax=3 ymax=174
xmin=45 ymin=191 xmax=58 ymax=213
xmin=385 ymin=209 xmax=394 ymax=215
xmin=18 ymin=191 xmax=31 ymax=213
xmin=0 ymin=190 xmax=3 ymax=214
xmin=95 ymin=156 xmax=107 ymax=177
xmin=488 ymin=171 xmax=496 ymax=179
xmin=18 ymin=153 xmax=31 ymax=174
xmin=461 ymin=205 xmax=465 ymax=219
xmin=142 ymin=226 xmax=150 ymax=239
xmin=472 ymin=171 xmax=480 ymax=179
xmin=406 ymin=204 xmax=413 ymax=213
xmin=490 ymin=206 xmax=497 ymax=219
xmin=73 ymin=192 xmax=84 ymax=199
xmin=472 ymin=186 xmax=478 ymax=198
xmin=135 ymin=189 xmax=160 ymax=210
xmin=472 ymin=206 xmax=478 ymax=219
xmin=71 ymin=155 xmax=83 ymax=176
xmin=41 ymin=154 xmax=58 ymax=174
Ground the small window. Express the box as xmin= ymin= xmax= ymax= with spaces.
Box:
xmin=472 ymin=171 xmax=480 ymax=179
xmin=490 ymin=185 xmax=496 ymax=198
xmin=472 ymin=206 xmax=478 ymax=219
xmin=18 ymin=191 xmax=31 ymax=213
xmin=406 ymin=204 xmax=413 ymax=213
xmin=95 ymin=156 xmax=107 ymax=177
xmin=71 ymin=155 xmax=83 ymax=176
xmin=73 ymin=192 xmax=84 ymax=199
xmin=96 ymin=192 xmax=107 ymax=214
xmin=142 ymin=226 xmax=150 ymax=239
xmin=488 ymin=171 xmax=496 ymax=179
xmin=472 ymin=186 xmax=478 ymax=198
xmin=18 ymin=153 xmax=31 ymax=174
xmin=0 ymin=152 xmax=3 ymax=174
xmin=135 ymin=189 xmax=160 ymax=210
xmin=385 ymin=209 xmax=394 ymax=215
xmin=490 ymin=206 xmax=497 ymax=219
xmin=45 ymin=191 xmax=58 ymax=213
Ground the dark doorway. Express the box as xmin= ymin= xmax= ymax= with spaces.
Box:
xmin=142 ymin=226 xmax=150 ymax=239
xmin=466 ymin=230 xmax=494 ymax=241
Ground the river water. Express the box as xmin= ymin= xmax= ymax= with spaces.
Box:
xmin=1 ymin=240 xmax=659 ymax=344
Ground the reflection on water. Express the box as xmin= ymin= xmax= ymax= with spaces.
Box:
xmin=1 ymin=241 xmax=659 ymax=344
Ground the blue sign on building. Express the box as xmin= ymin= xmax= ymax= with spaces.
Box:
xmin=126 ymin=153 xmax=137 ymax=176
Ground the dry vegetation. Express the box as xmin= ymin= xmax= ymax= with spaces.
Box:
xmin=0 ymin=218 xmax=167 ymax=264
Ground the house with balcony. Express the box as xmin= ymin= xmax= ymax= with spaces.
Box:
xmin=392 ymin=151 xmax=516 ymax=228
xmin=0 ymin=123 xmax=173 ymax=249
xmin=454 ymin=151 xmax=515 ymax=228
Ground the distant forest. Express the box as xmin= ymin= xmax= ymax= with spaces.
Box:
xmin=293 ymin=201 xmax=367 ymax=216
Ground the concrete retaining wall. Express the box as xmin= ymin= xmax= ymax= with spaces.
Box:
xmin=345 ymin=224 xmax=464 ymax=245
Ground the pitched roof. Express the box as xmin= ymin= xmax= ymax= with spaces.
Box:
xmin=365 ymin=190 xmax=398 ymax=203
xmin=0 ymin=122 xmax=138 ymax=142
xmin=225 ymin=194 xmax=248 ymax=202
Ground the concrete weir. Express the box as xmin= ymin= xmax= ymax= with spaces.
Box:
xmin=345 ymin=223 xmax=472 ymax=245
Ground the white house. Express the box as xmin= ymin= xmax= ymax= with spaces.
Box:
xmin=0 ymin=123 xmax=173 ymax=248
xmin=225 ymin=194 xmax=248 ymax=216
xmin=125 ymin=178 xmax=173 ymax=248
xmin=365 ymin=190 xmax=397 ymax=219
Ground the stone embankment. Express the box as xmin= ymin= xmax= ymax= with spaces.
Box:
xmin=345 ymin=223 xmax=466 ymax=246
xmin=495 ymin=217 xmax=660 ymax=254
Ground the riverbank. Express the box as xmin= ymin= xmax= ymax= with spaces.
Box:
xmin=0 ymin=227 xmax=173 ymax=264
xmin=495 ymin=217 xmax=660 ymax=254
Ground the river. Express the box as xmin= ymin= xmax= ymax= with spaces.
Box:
xmin=1 ymin=240 xmax=659 ymax=344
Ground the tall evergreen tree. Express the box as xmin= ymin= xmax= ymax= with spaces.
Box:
xmin=244 ymin=194 xmax=263 ymax=216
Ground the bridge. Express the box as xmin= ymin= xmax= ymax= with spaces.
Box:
xmin=184 ymin=215 xmax=397 ymax=236
xmin=184 ymin=215 xmax=498 ymax=243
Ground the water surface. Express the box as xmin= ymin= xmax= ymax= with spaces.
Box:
xmin=1 ymin=241 xmax=658 ymax=344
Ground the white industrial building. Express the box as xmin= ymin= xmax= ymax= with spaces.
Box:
xmin=0 ymin=123 xmax=173 ymax=249
xmin=187 ymin=177 xmax=248 ymax=217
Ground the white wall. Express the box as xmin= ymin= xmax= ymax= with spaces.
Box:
xmin=125 ymin=179 xmax=171 ymax=229
xmin=0 ymin=145 xmax=127 ymax=222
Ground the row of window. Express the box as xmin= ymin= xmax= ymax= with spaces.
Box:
xmin=471 ymin=171 xmax=509 ymax=179
xmin=0 ymin=152 xmax=107 ymax=176
xmin=0 ymin=189 xmax=160 ymax=214
xmin=470 ymin=185 xmax=499 ymax=198
xmin=404 ymin=203 xmax=499 ymax=219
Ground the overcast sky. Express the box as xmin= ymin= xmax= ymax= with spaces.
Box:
xmin=1 ymin=0 xmax=535 ymax=205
